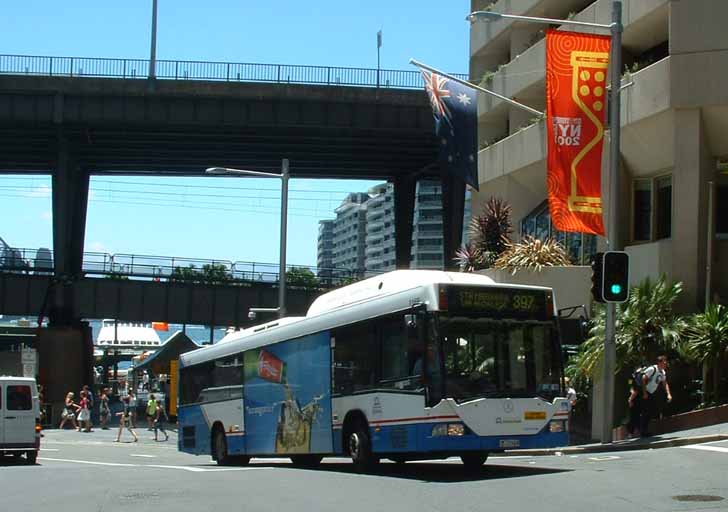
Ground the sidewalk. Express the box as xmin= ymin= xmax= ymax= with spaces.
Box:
xmin=506 ymin=422 xmax=728 ymax=456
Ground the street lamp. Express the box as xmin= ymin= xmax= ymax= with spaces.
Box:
xmin=468 ymin=2 xmax=623 ymax=444
xmin=205 ymin=158 xmax=290 ymax=318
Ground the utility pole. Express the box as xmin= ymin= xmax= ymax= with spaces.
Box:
xmin=149 ymin=0 xmax=158 ymax=78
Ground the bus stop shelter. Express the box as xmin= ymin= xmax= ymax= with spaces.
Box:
xmin=129 ymin=331 xmax=199 ymax=418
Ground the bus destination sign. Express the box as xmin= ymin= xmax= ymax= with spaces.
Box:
xmin=445 ymin=286 xmax=551 ymax=320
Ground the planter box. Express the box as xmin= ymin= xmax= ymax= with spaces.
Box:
xmin=652 ymin=403 xmax=728 ymax=434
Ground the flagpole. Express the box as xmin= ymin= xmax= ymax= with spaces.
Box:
xmin=410 ymin=58 xmax=544 ymax=117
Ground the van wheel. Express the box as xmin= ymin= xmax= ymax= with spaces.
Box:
xmin=212 ymin=429 xmax=230 ymax=466
xmin=460 ymin=452 xmax=488 ymax=469
xmin=26 ymin=451 xmax=37 ymax=464
xmin=348 ymin=424 xmax=378 ymax=471
xmin=290 ymin=455 xmax=323 ymax=468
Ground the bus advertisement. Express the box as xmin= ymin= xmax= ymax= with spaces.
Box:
xmin=177 ymin=270 xmax=569 ymax=470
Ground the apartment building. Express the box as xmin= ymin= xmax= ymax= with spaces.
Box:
xmin=317 ymin=219 xmax=335 ymax=271
xmin=330 ymin=192 xmax=368 ymax=271
xmin=470 ymin=0 xmax=728 ymax=311
xmin=364 ymin=183 xmax=397 ymax=272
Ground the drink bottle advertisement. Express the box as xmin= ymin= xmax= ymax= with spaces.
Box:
xmin=243 ymin=332 xmax=332 ymax=454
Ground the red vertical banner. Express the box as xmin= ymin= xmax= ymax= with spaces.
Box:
xmin=546 ymin=30 xmax=611 ymax=236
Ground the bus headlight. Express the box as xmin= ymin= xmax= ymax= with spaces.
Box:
xmin=549 ymin=420 xmax=566 ymax=433
xmin=432 ymin=423 xmax=465 ymax=437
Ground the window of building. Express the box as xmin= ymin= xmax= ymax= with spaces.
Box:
xmin=633 ymin=179 xmax=652 ymax=241
xmin=631 ymin=174 xmax=672 ymax=242
xmin=520 ymin=201 xmax=596 ymax=265
xmin=655 ymin=176 xmax=672 ymax=239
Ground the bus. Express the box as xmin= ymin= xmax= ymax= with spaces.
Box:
xmin=177 ymin=270 xmax=569 ymax=470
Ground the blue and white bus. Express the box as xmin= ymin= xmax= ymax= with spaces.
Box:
xmin=177 ymin=270 xmax=569 ymax=470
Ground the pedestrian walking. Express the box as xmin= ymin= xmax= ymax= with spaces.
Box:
xmin=153 ymin=400 xmax=169 ymax=442
xmin=127 ymin=388 xmax=138 ymax=428
xmin=82 ymin=384 xmax=95 ymax=428
xmin=146 ymin=394 xmax=158 ymax=431
xmin=58 ymin=392 xmax=80 ymax=430
xmin=99 ymin=388 xmax=111 ymax=429
xmin=76 ymin=390 xmax=92 ymax=432
xmin=640 ymin=355 xmax=672 ymax=437
xmin=115 ymin=395 xmax=139 ymax=443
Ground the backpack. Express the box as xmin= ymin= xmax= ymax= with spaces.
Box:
xmin=630 ymin=365 xmax=657 ymax=390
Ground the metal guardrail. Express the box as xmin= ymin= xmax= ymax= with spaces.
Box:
xmin=0 ymin=247 xmax=378 ymax=287
xmin=0 ymin=54 xmax=468 ymax=90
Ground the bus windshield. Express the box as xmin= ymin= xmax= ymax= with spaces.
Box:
xmin=438 ymin=315 xmax=562 ymax=402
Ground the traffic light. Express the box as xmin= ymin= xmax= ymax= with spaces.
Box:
xmin=602 ymin=251 xmax=629 ymax=303
xmin=590 ymin=252 xmax=605 ymax=303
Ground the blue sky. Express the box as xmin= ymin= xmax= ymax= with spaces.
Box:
xmin=1 ymin=1 xmax=470 ymax=267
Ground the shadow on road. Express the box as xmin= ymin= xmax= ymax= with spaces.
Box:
xmin=220 ymin=461 xmax=572 ymax=482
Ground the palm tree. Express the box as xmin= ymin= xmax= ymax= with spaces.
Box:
xmin=492 ymin=236 xmax=571 ymax=274
xmin=566 ymin=276 xmax=687 ymax=386
xmin=455 ymin=197 xmax=512 ymax=271
xmin=684 ymin=303 xmax=728 ymax=404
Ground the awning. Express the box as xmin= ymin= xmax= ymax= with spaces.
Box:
xmin=130 ymin=331 xmax=199 ymax=376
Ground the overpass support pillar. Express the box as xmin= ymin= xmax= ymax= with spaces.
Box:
xmin=393 ymin=175 xmax=416 ymax=269
xmin=51 ymin=133 xmax=90 ymax=326
xmin=441 ymin=175 xmax=466 ymax=270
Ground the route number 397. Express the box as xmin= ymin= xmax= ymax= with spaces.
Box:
xmin=512 ymin=295 xmax=535 ymax=311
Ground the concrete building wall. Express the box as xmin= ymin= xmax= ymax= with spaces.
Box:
xmin=470 ymin=0 xmax=728 ymax=313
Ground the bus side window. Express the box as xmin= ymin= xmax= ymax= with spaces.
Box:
xmin=333 ymin=321 xmax=377 ymax=395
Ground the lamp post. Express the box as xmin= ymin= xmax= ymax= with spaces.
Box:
xmin=468 ymin=2 xmax=623 ymax=444
xmin=206 ymin=159 xmax=290 ymax=318
xmin=149 ymin=0 xmax=158 ymax=79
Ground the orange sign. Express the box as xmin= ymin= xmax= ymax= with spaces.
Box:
xmin=546 ymin=30 xmax=611 ymax=235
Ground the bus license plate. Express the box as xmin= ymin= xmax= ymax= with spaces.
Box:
xmin=499 ymin=439 xmax=520 ymax=448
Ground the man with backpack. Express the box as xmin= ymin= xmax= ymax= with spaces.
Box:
xmin=637 ymin=355 xmax=672 ymax=437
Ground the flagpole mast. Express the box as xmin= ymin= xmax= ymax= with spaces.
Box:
xmin=410 ymin=59 xmax=544 ymax=117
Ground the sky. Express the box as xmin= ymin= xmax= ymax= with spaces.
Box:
xmin=0 ymin=1 xmax=470 ymax=268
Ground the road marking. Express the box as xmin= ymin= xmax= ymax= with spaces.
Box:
xmin=683 ymin=444 xmax=728 ymax=454
xmin=38 ymin=457 xmax=265 ymax=473
xmin=40 ymin=448 xmax=59 ymax=452
xmin=130 ymin=454 xmax=156 ymax=458
xmin=588 ymin=455 xmax=621 ymax=461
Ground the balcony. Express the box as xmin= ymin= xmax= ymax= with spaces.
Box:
xmin=478 ymin=56 xmax=670 ymax=184
xmin=477 ymin=0 xmax=669 ymax=121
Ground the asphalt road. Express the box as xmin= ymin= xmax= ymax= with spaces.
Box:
xmin=2 ymin=429 xmax=727 ymax=512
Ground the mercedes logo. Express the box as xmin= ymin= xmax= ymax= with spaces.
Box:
xmin=503 ymin=400 xmax=514 ymax=413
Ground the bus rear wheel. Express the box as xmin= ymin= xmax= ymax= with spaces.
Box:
xmin=290 ymin=455 xmax=323 ymax=468
xmin=460 ymin=452 xmax=488 ymax=469
xmin=212 ymin=429 xmax=230 ymax=466
xmin=348 ymin=425 xmax=378 ymax=471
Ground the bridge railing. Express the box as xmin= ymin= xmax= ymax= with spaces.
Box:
xmin=0 ymin=54 xmax=468 ymax=89
xmin=0 ymin=247 xmax=377 ymax=288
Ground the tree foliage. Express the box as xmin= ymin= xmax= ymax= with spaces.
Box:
xmin=492 ymin=236 xmax=571 ymax=274
xmin=455 ymin=197 xmax=512 ymax=271
xmin=286 ymin=267 xmax=320 ymax=289
xmin=684 ymin=303 xmax=728 ymax=403
xmin=566 ymin=276 xmax=688 ymax=390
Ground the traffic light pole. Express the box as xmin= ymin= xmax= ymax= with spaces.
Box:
xmin=602 ymin=1 xmax=623 ymax=444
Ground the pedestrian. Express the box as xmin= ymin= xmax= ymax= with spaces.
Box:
xmin=59 ymin=392 xmax=80 ymax=430
xmin=82 ymin=384 xmax=95 ymax=428
xmin=76 ymin=390 xmax=92 ymax=432
xmin=99 ymin=388 xmax=111 ymax=429
xmin=153 ymin=400 xmax=169 ymax=442
xmin=146 ymin=393 xmax=158 ymax=431
xmin=640 ymin=355 xmax=673 ymax=437
xmin=115 ymin=395 xmax=139 ymax=443
xmin=627 ymin=382 xmax=641 ymax=437
xmin=565 ymin=377 xmax=577 ymax=407
xmin=127 ymin=388 xmax=138 ymax=428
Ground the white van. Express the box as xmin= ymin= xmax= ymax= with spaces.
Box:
xmin=0 ymin=376 xmax=41 ymax=464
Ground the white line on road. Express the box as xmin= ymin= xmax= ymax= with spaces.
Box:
xmin=682 ymin=444 xmax=728 ymax=454
xmin=40 ymin=448 xmax=59 ymax=452
xmin=38 ymin=457 xmax=265 ymax=473
xmin=130 ymin=454 xmax=156 ymax=458
xmin=588 ymin=456 xmax=621 ymax=461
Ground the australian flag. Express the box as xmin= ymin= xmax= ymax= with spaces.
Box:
xmin=420 ymin=70 xmax=479 ymax=190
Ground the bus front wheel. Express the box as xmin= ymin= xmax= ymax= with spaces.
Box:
xmin=460 ymin=452 xmax=488 ymax=469
xmin=348 ymin=425 xmax=378 ymax=471
xmin=212 ymin=429 xmax=230 ymax=466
